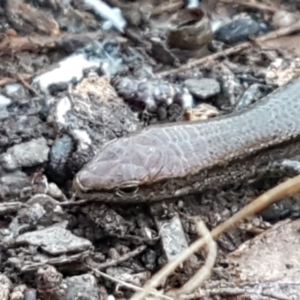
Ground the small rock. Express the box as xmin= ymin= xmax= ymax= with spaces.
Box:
xmin=272 ymin=10 xmax=299 ymax=29
xmin=65 ymin=274 xmax=99 ymax=300
xmin=15 ymin=225 xmax=92 ymax=255
xmin=0 ymin=153 xmax=18 ymax=172
xmin=0 ymin=94 xmax=11 ymax=107
xmin=154 ymin=214 xmax=189 ymax=262
xmin=83 ymin=204 xmax=131 ymax=236
xmin=184 ymin=78 xmax=220 ymax=99
xmin=0 ymin=94 xmax=11 ymax=120
xmin=7 ymin=137 xmax=49 ymax=168
xmin=10 ymin=284 xmax=27 ymax=300
xmin=235 ymin=83 xmax=272 ymax=112
xmin=36 ymin=265 xmax=63 ymax=300
xmin=26 ymin=194 xmax=66 ymax=225
xmin=0 ymin=228 xmax=14 ymax=244
xmin=47 ymin=134 xmax=74 ymax=185
xmin=215 ymin=17 xmax=270 ymax=45
xmin=24 ymin=289 xmax=36 ymax=300
xmin=47 ymin=183 xmax=66 ymax=201
xmin=0 ymin=273 xmax=12 ymax=300
xmin=9 ymin=203 xmax=46 ymax=236
xmin=0 ymin=170 xmax=31 ymax=200
xmin=3 ymin=83 xmax=28 ymax=103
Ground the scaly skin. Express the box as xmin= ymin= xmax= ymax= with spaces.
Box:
xmin=73 ymin=76 xmax=300 ymax=203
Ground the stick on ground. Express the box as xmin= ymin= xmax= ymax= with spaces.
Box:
xmin=131 ymin=175 xmax=300 ymax=300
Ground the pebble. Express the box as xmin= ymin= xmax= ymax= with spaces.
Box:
xmin=184 ymin=78 xmax=220 ymax=99
xmin=65 ymin=274 xmax=99 ymax=300
xmin=0 ymin=94 xmax=12 ymax=120
xmin=0 ymin=274 xmax=12 ymax=300
xmin=15 ymin=226 xmax=92 ymax=255
xmin=3 ymin=83 xmax=28 ymax=103
xmin=7 ymin=137 xmax=49 ymax=168
xmin=235 ymin=83 xmax=272 ymax=112
xmin=215 ymin=17 xmax=270 ymax=45
xmin=0 ymin=153 xmax=18 ymax=172
xmin=272 ymin=10 xmax=299 ymax=29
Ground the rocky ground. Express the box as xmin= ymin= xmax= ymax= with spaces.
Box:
xmin=1 ymin=0 xmax=300 ymax=299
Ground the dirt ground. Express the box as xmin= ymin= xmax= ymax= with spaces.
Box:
xmin=1 ymin=0 xmax=300 ymax=299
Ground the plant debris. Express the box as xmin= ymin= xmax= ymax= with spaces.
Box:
xmin=1 ymin=0 xmax=300 ymax=299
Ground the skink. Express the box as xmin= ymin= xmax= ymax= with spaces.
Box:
xmin=73 ymin=76 xmax=300 ymax=203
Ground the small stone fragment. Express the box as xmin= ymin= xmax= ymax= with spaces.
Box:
xmin=65 ymin=274 xmax=99 ymax=300
xmin=0 ymin=94 xmax=11 ymax=120
xmin=152 ymin=211 xmax=189 ymax=262
xmin=9 ymin=203 xmax=46 ymax=236
xmin=15 ymin=225 xmax=92 ymax=255
xmin=0 ymin=153 xmax=18 ymax=172
xmin=26 ymin=194 xmax=65 ymax=224
xmin=184 ymin=78 xmax=220 ymax=100
xmin=10 ymin=284 xmax=27 ymax=300
xmin=47 ymin=183 xmax=67 ymax=201
xmin=235 ymin=83 xmax=273 ymax=111
xmin=113 ymin=76 xmax=193 ymax=117
xmin=47 ymin=134 xmax=74 ymax=185
xmin=3 ymin=83 xmax=28 ymax=103
xmin=0 ymin=170 xmax=31 ymax=200
xmin=265 ymin=58 xmax=300 ymax=86
xmin=24 ymin=289 xmax=36 ymax=300
xmin=36 ymin=265 xmax=64 ymax=300
xmin=272 ymin=10 xmax=299 ymax=29
xmin=0 ymin=273 xmax=12 ymax=300
xmin=0 ymin=115 xmax=53 ymax=148
xmin=7 ymin=138 xmax=49 ymax=168
xmin=83 ymin=204 xmax=132 ymax=236
xmin=215 ymin=17 xmax=270 ymax=45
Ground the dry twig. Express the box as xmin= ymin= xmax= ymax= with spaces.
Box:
xmin=16 ymin=73 xmax=41 ymax=96
xmin=157 ymin=20 xmax=300 ymax=78
xmin=90 ymin=265 xmax=173 ymax=300
xmin=87 ymin=245 xmax=147 ymax=270
xmin=0 ymin=75 xmax=32 ymax=87
xmin=131 ymin=175 xmax=300 ymax=300
xmin=0 ymin=31 xmax=125 ymax=55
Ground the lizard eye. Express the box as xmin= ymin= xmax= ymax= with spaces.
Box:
xmin=116 ymin=186 xmax=139 ymax=196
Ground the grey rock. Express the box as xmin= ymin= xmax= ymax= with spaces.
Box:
xmin=24 ymin=289 xmax=36 ymax=300
xmin=215 ymin=17 xmax=270 ymax=45
xmin=235 ymin=83 xmax=272 ymax=112
xmin=185 ymin=78 xmax=220 ymax=99
xmin=0 ymin=153 xmax=18 ymax=172
xmin=9 ymin=203 xmax=46 ymax=236
xmin=7 ymin=137 xmax=49 ymax=167
xmin=15 ymin=225 xmax=92 ymax=255
xmin=65 ymin=274 xmax=99 ymax=300
xmin=0 ymin=170 xmax=31 ymax=199
xmin=3 ymin=83 xmax=28 ymax=103
xmin=0 ymin=94 xmax=12 ymax=120
xmin=154 ymin=214 xmax=189 ymax=262
xmin=0 ymin=94 xmax=11 ymax=107
xmin=0 ymin=273 xmax=12 ymax=300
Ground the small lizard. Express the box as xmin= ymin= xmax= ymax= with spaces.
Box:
xmin=73 ymin=76 xmax=300 ymax=203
